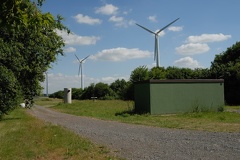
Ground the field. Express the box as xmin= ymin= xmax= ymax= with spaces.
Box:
xmin=36 ymin=98 xmax=240 ymax=132
xmin=0 ymin=107 xmax=120 ymax=160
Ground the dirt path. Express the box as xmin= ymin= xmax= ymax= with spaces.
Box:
xmin=28 ymin=105 xmax=240 ymax=160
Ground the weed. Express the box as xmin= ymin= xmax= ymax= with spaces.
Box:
xmin=217 ymin=105 xmax=224 ymax=112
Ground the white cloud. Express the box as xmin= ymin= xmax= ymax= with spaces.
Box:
xmin=73 ymin=14 xmax=102 ymax=25
xmin=109 ymin=16 xmax=135 ymax=27
xmin=174 ymin=57 xmax=202 ymax=69
xmin=101 ymin=75 xmax=129 ymax=84
xmin=42 ymin=73 xmax=80 ymax=93
xmin=109 ymin=15 xmax=124 ymax=23
xmin=128 ymin=20 xmax=135 ymax=26
xmin=148 ymin=15 xmax=157 ymax=22
xmin=123 ymin=9 xmax=132 ymax=15
xmin=55 ymin=29 xmax=100 ymax=46
xmin=95 ymin=4 xmax=118 ymax=15
xmin=90 ymin=48 xmax=152 ymax=61
xmin=175 ymin=43 xmax=210 ymax=55
xmin=186 ymin=33 xmax=231 ymax=43
xmin=123 ymin=11 xmax=128 ymax=15
xmin=42 ymin=73 xmax=97 ymax=93
xmin=64 ymin=47 xmax=76 ymax=53
xmin=168 ymin=26 xmax=183 ymax=32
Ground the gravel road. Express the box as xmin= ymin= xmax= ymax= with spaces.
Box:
xmin=28 ymin=105 xmax=240 ymax=160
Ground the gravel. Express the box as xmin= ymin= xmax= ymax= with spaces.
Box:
xmin=28 ymin=105 xmax=240 ymax=160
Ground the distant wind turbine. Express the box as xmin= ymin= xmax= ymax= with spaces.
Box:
xmin=75 ymin=54 xmax=90 ymax=89
xmin=136 ymin=18 xmax=179 ymax=67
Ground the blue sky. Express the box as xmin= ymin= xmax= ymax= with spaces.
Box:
xmin=40 ymin=0 xmax=240 ymax=94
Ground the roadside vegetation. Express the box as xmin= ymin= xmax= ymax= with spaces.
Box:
xmin=0 ymin=107 xmax=120 ymax=160
xmin=35 ymin=98 xmax=240 ymax=133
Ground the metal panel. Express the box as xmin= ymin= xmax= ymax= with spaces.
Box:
xmin=134 ymin=80 xmax=224 ymax=114
xmin=134 ymin=83 xmax=150 ymax=113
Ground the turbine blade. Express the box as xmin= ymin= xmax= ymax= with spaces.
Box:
xmin=80 ymin=55 xmax=90 ymax=63
xmin=157 ymin=18 xmax=180 ymax=34
xmin=136 ymin=23 xmax=155 ymax=34
xmin=74 ymin=54 xmax=81 ymax=62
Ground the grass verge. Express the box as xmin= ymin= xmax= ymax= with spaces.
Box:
xmin=0 ymin=108 xmax=120 ymax=160
xmin=35 ymin=98 xmax=240 ymax=132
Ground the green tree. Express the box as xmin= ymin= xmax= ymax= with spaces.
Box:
xmin=192 ymin=68 xmax=210 ymax=79
xmin=165 ymin=67 xmax=195 ymax=79
xmin=180 ymin=68 xmax=194 ymax=79
xmin=110 ymin=79 xmax=128 ymax=99
xmin=49 ymin=90 xmax=64 ymax=99
xmin=81 ymin=83 xmax=95 ymax=99
xmin=0 ymin=66 xmax=21 ymax=117
xmin=0 ymin=0 xmax=68 ymax=117
xmin=165 ymin=67 xmax=183 ymax=79
xmin=94 ymin=82 xmax=116 ymax=100
xmin=71 ymin=88 xmax=83 ymax=100
xmin=130 ymin=65 xmax=149 ymax=83
xmin=122 ymin=82 xmax=134 ymax=100
xmin=210 ymin=42 xmax=240 ymax=105
xmin=149 ymin=67 xmax=166 ymax=79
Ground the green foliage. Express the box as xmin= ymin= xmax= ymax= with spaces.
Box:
xmin=121 ymin=82 xmax=134 ymax=100
xmin=166 ymin=67 xmax=194 ymax=79
xmin=71 ymin=88 xmax=83 ymax=100
xmin=81 ymin=83 xmax=116 ymax=100
xmin=81 ymin=83 xmax=95 ymax=99
xmin=210 ymin=41 xmax=240 ymax=105
xmin=49 ymin=90 xmax=64 ymax=99
xmin=217 ymin=105 xmax=224 ymax=112
xmin=110 ymin=79 xmax=128 ymax=99
xmin=94 ymin=82 xmax=116 ymax=100
xmin=0 ymin=0 xmax=69 ymax=115
xmin=130 ymin=65 xmax=149 ymax=82
xmin=149 ymin=67 xmax=166 ymax=79
xmin=0 ymin=66 xmax=22 ymax=117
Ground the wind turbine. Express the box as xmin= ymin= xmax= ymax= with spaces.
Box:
xmin=75 ymin=54 xmax=90 ymax=89
xmin=136 ymin=18 xmax=179 ymax=67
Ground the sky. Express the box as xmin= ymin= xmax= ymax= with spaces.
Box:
xmin=40 ymin=0 xmax=240 ymax=94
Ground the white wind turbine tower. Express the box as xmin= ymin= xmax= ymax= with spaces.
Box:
xmin=136 ymin=18 xmax=179 ymax=67
xmin=75 ymin=54 xmax=90 ymax=89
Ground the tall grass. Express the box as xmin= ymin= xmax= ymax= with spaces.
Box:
xmin=38 ymin=99 xmax=240 ymax=132
xmin=0 ymin=108 xmax=120 ymax=160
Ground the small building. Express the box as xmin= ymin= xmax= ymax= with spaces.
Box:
xmin=134 ymin=79 xmax=224 ymax=114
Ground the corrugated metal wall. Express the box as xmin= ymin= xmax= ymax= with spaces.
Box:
xmin=134 ymin=80 xmax=224 ymax=114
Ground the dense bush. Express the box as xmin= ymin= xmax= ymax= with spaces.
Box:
xmin=210 ymin=41 xmax=240 ymax=105
xmin=49 ymin=90 xmax=64 ymax=99
xmin=0 ymin=66 xmax=21 ymax=118
xmin=71 ymin=88 xmax=83 ymax=100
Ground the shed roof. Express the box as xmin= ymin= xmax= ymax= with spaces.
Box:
xmin=135 ymin=79 xmax=224 ymax=84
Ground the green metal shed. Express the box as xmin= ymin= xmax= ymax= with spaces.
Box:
xmin=134 ymin=79 xmax=224 ymax=114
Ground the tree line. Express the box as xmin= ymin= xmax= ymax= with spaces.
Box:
xmin=50 ymin=41 xmax=240 ymax=105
